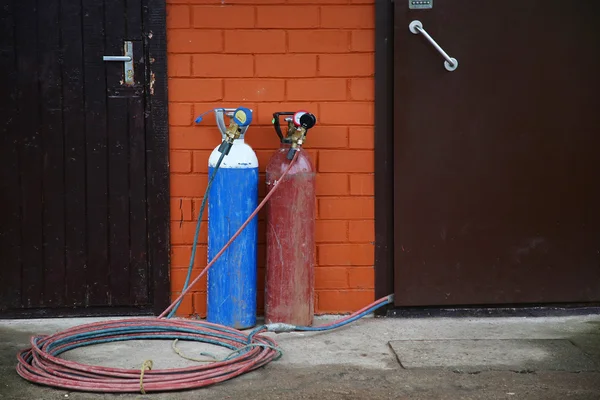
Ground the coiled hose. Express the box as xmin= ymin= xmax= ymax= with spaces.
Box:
xmin=16 ymin=150 xmax=393 ymax=394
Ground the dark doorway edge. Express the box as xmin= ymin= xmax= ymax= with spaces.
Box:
xmin=374 ymin=0 xmax=395 ymax=316
xmin=144 ymin=0 xmax=171 ymax=315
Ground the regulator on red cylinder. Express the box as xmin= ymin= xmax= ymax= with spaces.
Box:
xmin=264 ymin=110 xmax=317 ymax=326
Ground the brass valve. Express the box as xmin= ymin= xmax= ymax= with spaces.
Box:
xmin=217 ymin=107 xmax=253 ymax=155
xmin=287 ymin=125 xmax=308 ymax=158
xmin=272 ymin=111 xmax=317 ymax=159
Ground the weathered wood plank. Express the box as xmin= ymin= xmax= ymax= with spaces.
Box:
xmin=61 ymin=0 xmax=88 ymax=308
xmin=16 ymin=1 xmax=44 ymax=308
xmin=39 ymin=0 xmax=66 ymax=308
xmin=82 ymin=0 xmax=109 ymax=306
xmin=144 ymin=0 xmax=171 ymax=313
xmin=105 ymin=0 xmax=131 ymax=306
xmin=0 ymin=0 xmax=22 ymax=310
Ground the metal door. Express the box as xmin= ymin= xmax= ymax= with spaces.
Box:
xmin=393 ymin=0 xmax=600 ymax=306
xmin=0 ymin=0 xmax=170 ymax=317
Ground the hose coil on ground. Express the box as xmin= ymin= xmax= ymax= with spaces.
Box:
xmin=15 ymin=148 xmax=393 ymax=394
xmin=17 ymin=318 xmax=280 ymax=393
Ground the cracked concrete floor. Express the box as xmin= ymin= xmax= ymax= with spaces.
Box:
xmin=1 ymin=314 xmax=600 ymax=399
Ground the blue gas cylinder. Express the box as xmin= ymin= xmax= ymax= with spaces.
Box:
xmin=206 ymin=109 xmax=259 ymax=329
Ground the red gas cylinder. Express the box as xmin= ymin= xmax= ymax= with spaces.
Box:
xmin=265 ymin=111 xmax=317 ymax=326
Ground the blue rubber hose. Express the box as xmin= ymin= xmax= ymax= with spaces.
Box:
xmin=16 ymin=147 xmax=394 ymax=394
xmin=168 ymin=150 xmax=227 ymax=318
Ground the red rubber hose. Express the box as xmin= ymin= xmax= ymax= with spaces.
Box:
xmin=159 ymin=150 xmax=300 ymax=318
xmin=15 ymin=150 xmax=391 ymax=394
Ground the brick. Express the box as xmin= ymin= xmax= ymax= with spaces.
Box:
xmin=171 ymin=221 xmax=207 ymax=246
xmin=168 ymin=79 xmax=222 ymax=102
xmin=256 ymin=289 xmax=265 ymax=313
xmin=170 ymin=126 xmax=222 ymax=150
xmin=171 ymin=198 xmax=193 ymax=221
xmin=244 ymin=126 xmax=282 ymax=149
xmin=348 ymin=126 xmax=374 ymax=149
xmin=192 ymin=150 xmax=213 ymax=173
xmin=288 ymin=30 xmax=349 ymax=53
xmin=318 ymin=243 xmax=373 ymax=266
xmin=320 ymin=102 xmax=374 ymax=125
xmin=171 ymin=245 xmax=208 ymax=269
xmin=170 ymin=293 xmax=193 ymax=316
xmin=192 ymin=6 xmax=255 ymax=28
xmin=257 ymin=221 xmax=266 ymax=245
xmin=255 ymin=54 xmax=317 ymax=78
xmin=306 ymin=126 xmax=347 ymax=149
xmin=286 ymin=0 xmax=347 ymax=3
xmin=317 ymin=290 xmax=374 ymax=313
xmin=256 ymin=102 xmax=319 ymax=125
xmin=257 ymin=244 xmax=266 ymax=267
xmin=167 ymin=5 xmax=190 ymax=28
xmin=319 ymin=150 xmax=373 ymax=172
xmin=193 ymin=292 xmax=207 ymax=317
xmin=349 ymin=220 xmax=374 ymax=242
xmin=167 ymin=30 xmax=222 ymax=53
xmin=349 ymin=174 xmax=374 ymax=195
xmin=319 ymin=197 xmax=374 ymax=219
xmin=257 ymin=6 xmax=318 ymax=28
xmin=319 ymin=54 xmax=374 ymax=77
xmin=224 ymin=79 xmax=284 ymax=101
xmin=348 ymin=267 xmax=374 ymax=289
xmin=316 ymin=173 xmax=348 ymax=196
xmin=307 ymin=150 xmax=318 ymax=169
xmin=182 ymin=0 xmax=284 ymax=3
xmin=351 ymin=30 xmax=374 ymax=52
xmin=254 ymin=150 xmax=273 ymax=172
xmin=170 ymin=267 xmax=207 ymax=292
xmin=224 ymin=30 xmax=285 ymax=53
xmin=168 ymin=54 xmax=191 ymax=77
xmin=321 ymin=6 xmax=374 ymax=28
xmin=350 ymin=78 xmax=374 ymax=101
xmin=192 ymin=54 xmax=253 ymax=77
xmin=170 ymin=150 xmax=192 ymax=173
xmin=171 ymin=174 xmax=209 ymax=197
xmin=315 ymin=268 xmax=349 ymax=290
xmin=315 ymin=220 xmax=348 ymax=243
xmin=192 ymin=198 xmax=210 ymax=222
xmin=169 ymin=103 xmax=193 ymax=126
xmin=287 ymin=78 xmax=347 ymax=101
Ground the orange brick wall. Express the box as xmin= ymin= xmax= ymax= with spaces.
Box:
xmin=166 ymin=0 xmax=375 ymax=317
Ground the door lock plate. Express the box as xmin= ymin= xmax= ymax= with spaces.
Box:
xmin=409 ymin=0 xmax=433 ymax=10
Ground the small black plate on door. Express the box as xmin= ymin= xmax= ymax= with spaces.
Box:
xmin=409 ymin=0 xmax=432 ymax=10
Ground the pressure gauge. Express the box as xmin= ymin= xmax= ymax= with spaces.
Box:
xmin=233 ymin=107 xmax=253 ymax=127
xmin=293 ymin=110 xmax=308 ymax=127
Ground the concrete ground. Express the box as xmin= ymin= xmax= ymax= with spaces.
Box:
xmin=1 ymin=313 xmax=600 ymax=399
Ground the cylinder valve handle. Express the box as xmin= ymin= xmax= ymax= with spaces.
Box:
xmin=271 ymin=110 xmax=317 ymax=159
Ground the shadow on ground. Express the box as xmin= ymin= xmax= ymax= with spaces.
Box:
xmin=1 ymin=315 xmax=600 ymax=400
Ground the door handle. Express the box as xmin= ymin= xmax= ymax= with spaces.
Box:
xmin=409 ymin=20 xmax=458 ymax=72
xmin=102 ymin=56 xmax=132 ymax=62
xmin=102 ymin=41 xmax=135 ymax=86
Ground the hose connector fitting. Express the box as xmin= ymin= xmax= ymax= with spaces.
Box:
xmin=265 ymin=323 xmax=297 ymax=333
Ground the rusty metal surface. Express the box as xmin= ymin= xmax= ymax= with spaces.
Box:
xmin=265 ymin=146 xmax=316 ymax=326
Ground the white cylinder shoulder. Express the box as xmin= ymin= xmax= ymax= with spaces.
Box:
xmin=208 ymin=139 xmax=259 ymax=169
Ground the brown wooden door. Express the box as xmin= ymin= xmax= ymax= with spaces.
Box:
xmin=393 ymin=0 xmax=600 ymax=307
xmin=0 ymin=0 xmax=170 ymax=317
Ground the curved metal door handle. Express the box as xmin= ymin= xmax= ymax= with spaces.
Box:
xmin=409 ymin=20 xmax=458 ymax=72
